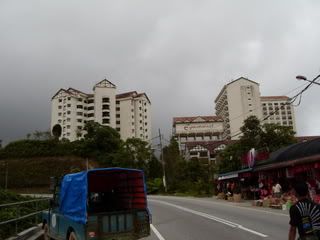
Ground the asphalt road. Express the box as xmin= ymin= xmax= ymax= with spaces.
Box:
xmin=143 ymin=196 xmax=290 ymax=240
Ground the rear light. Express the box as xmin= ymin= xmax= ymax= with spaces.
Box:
xmin=88 ymin=232 xmax=96 ymax=238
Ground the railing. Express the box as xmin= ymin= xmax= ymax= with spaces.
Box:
xmin=0 ymin=198 xmax=51 ymax=239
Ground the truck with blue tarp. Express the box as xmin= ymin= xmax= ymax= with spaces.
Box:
xmin=42 ymin=168 xmax=151 ymax=240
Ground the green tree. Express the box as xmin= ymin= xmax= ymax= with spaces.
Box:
xmin=162 ymin=138 xmax=184 ymax=191
xmin=261 ymin=123 xmax=297 ymax=152
xmin=80 ymin=122 xmax=122 ymax=164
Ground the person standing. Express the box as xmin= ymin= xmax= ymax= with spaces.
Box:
xmin=273 ymin=181 xmax=282 ymax=198
xmin=288 ymin=182 xmax=320 ymax=240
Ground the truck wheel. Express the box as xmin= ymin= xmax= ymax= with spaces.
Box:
xmin=68 ymin=232 xmax=77 ymax=240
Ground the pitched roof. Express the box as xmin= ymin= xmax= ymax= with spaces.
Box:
xmin=215 ymin=77 xmax=259 ymax=103
xmin=173 ymin=116 xmax=223 ymax=124
xmin=116 ymin=91 xmax=138 ymax=99
xmin=116 ymin=91 xmax=151 ymax=104
xmin=51 ymin=88 xmax=73 ymax=100
xmin=260 ymin=96 xmax=290 ymax=101
xmin=93 ymin=79 xmax=116 ymax=90
xmin=67 ymin=87 xmax=89 ymax=96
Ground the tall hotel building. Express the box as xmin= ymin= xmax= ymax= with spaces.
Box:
xmin=215 ymin=77 xmax=296 ymax=140
xmin=51 ymin=79 xmax=151 ymax=141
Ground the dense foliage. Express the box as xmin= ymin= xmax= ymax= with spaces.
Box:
xmin=217 ymin=116 xmax=297 ymax=173
xmin=0 ymin=189 xmax=49 ymax=239
xmin=162 ymin=138 xmax=215 ymax=196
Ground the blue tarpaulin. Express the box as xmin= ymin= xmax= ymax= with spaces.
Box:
xmin=59 ymin=168 xmax=145 ymax=225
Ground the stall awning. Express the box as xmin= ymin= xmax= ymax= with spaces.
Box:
xmin=218 ymin=168 xmax=252 ymax=181
xmin=253 ymin=154 xmax=320 ymax=172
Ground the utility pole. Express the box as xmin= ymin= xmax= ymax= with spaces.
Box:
xmin=5 ymin=161 xmax=8 ymax=190
xmin=159 ymin=129 xmax=167 ymax=192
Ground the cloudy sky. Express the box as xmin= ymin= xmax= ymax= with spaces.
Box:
xmin=1 ymin=0 xmax=320 ymax=144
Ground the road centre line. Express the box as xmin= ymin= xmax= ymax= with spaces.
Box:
xmin=150 ymin=224 xmax=166 ymax=240
xmin=150 ymin=199 xmax=268 ymax=238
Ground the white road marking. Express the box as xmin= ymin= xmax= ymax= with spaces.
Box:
xmin=150 ymin=224 xmax=166 ymax=240
xmin=150 ymin=199 xmax=268 ymax=238
xmin=149 ymin=196 xmax=289 ymax=217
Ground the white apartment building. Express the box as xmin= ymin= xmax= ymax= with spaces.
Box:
xmin=116 ymin=91 xmax=151 ymax=141
xmin=215 ymin=77 xmax=296 ymax=140
xmin=261 ymin=96 xmax=296 ymax=132
xmin=51 ymin=79 xmax=151 ymax=141
xmin=215 ymin=77 xmax=263 ymax=140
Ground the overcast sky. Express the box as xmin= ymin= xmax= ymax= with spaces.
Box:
xmin=1 ymin=0 xmax=320 ymax=144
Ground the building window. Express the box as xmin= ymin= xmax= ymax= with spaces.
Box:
xmin=102 ymin=97 xmax=110 ymax=103
xmin=140 ymin=120 xmax=142 ymax=123
xmin=145 ymin=116 xmax=147 ymax=119
xmin=139 ymin=107 xmax=142 ymax=110
xmin=103 ymin=119 xmax=110 ymax=124
xmin=131 ymin=109 xmax=134 ymax=112
xmin=140 ymin=113 xmax=142 ymax=117
xmin=249 ymin=104 xmax=252 ymax=106
xmin=88 ymin=113 xmax=94 ymax=118
xmin=116 ymin=107 xmax=120 ymax=111
xmin=132 ymin=122 xmax=135 ymax=126
xmin=77 ymin=112 xmax=82 ymax=116
xmin=116 ymin=100 xmax=120 ymax=104
xmin=88 ymin=106 xmax=94 ymax=111
xmin=102 ymin=104 xmax=109 ymax=110
xmin=77 ymin=105 xmax=83 ymax=109
xmin=140 ymin=127 xmax=143 ymax=130
xmin=68 ymin=97 xmax=71 ymax=100
xmin=84 ymin=107 xmax=87 ymax=110
xmin=77 ymin=119 xmax=82 ymax=123
xmin=84 ymin=100 xmax=87 ymax=104
xmin=78 ymin=98 xmax=82 ymax=102
xmin=67 ymin=133 xmax=70 ymax=136
xmin=145 ymin=109 xmax=147 ymax=112
xmin=58 ymin=105 xmax=62 ymax=109
xmin=116 ymin=128 xmax=120 ymax=132
xmin=116 ymin=114 xmax=120 ymax=118
xmin=248 ymin=98 xmax=251 ymax=101
xmin=132 ymin=115 xmax=134 ymax=119
xmin=145 ymin=129 xmax=148 ymax=132
xmin=145 ymin=122 xmax=147 ymax=126
xmin=67 ymin=125 xmax=71 ymax=129
xmin=67 ymin=104 xmax=71 ymax=107
xmin=67 ymin=118 xmax=71 ymax=122
xmin=77 ymin=126 xmax=82 ymax=130
xmin=84 ymin=114 xmax=87 ymax=117
xmin=67 ymin=111 xmax=71 ymax=115
xmin=59 ymin=99 xmax=62 ymax=102
xmin=58 ymin=119 xmax=62 ymax=123
xmin=132 ymin=129 xmax=135 ymax=133
xmin=88 ymin=99 xmax=94 ymax=104
xmin=116 ymin=120 xmax=120 ymax=124
xmin=102 ymin=112 xmax=110 ymax=117
xmin=289 ymin=121 xmax=293 ymax=125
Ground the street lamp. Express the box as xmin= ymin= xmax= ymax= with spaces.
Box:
xmin=296 ymin=75 xmax=320 ymax=86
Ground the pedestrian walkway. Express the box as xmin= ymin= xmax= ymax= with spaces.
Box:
xmin=208 ymin=197 xmax=290 ymax=215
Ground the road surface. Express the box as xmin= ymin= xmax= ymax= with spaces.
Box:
xmin=144 ymin=196 xmax=290 ymax=240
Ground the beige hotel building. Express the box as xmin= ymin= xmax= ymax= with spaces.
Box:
xmin=51 ymin=79 xmax=151 ymax=142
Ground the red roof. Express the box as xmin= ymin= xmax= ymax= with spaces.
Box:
xmin=260 ymin=96 xmax=289 ymax=101
xmin=296 ymin=136 xmax=320 ymax=143
xmin=173 ymin=116 xmax=223 ymax=123
xmin=116 ymin=91 xmax=138 ymax=99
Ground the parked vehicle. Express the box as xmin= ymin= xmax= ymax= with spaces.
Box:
xmin=42 ymin=168 xmax=151 ymax=240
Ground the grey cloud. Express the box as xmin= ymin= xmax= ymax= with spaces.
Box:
xmin=1 ymin=0 xmax=320 ymax=144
